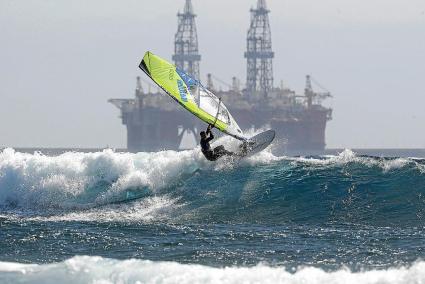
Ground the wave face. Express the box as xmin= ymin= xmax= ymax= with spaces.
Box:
xmin=1 ymin=147 xmax=425 ymax=274
xmin=1 ymin=147 xmax=424 ymax=226
xmin=1 ymin=256 xmax=425 ymax=284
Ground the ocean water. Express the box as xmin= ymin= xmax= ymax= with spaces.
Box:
xmin=1 ymin=138 xmax=425 ymax=283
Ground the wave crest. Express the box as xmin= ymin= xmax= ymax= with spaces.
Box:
xmin=1 ymin=148 xmax=425 ymax=225
xmin=0 ymin=148 xmax=202 ymax=210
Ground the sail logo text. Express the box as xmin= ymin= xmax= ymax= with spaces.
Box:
xmin=177 ymin=80 xmax=188 ymax=102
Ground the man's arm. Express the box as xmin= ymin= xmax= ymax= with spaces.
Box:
xmin=207 ymin=131 xmax=214 ymax=141
xmin=206 ymin=125 xmax=214 ymax=141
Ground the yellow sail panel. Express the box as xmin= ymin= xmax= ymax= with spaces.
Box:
xmin=141 ymin=52 xmax=191 ymax=104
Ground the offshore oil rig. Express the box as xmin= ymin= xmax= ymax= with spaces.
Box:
xmin=109 ymin=0 xmax=333 ymax=155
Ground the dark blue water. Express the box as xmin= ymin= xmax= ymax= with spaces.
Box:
xmin=1 ymin=147 xmax=425 ymax=283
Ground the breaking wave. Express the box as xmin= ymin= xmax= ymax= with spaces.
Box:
xmin=1 ymin=256 xmax=425 ymax=284
xmin=1 ymin=146 xmax=425 ymax=226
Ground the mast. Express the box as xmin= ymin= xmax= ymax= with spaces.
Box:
xmin=135 ymin=76 xmax=143 ymax=96
xmin=305 ymin=75 xmax=314 ymax=108
xmin=304 ymin=75 xmax=332 ymax=109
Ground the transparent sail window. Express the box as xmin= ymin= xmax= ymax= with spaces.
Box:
xmin=199 ymin=89 xmax=230 ymax=125
xmin=176 ymin=68 xmax=231 ymax=125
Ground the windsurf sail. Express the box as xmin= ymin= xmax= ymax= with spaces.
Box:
xmin=139 ymin=51 xmax=246 ymax=141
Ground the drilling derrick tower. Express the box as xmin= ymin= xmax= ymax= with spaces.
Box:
xmin=245 ymin=0 xmax=274 ymax=96
xmin=172 ymin=0 xmax=201 ymax=80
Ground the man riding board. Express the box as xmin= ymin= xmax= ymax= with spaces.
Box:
xmin=200 ymin=125 xmax=234 ymax=161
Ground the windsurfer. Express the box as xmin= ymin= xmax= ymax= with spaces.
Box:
xmin=200 ymin=125 xmax=234 ymax=161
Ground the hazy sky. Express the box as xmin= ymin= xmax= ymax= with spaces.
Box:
xmin=1 ymin=0 xmax=424 ymax=148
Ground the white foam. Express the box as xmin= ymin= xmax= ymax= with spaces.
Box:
xmin=1 ymin=195 xmax=181 ymax=223
xmin=211 ymin=129 xmax=282 ymax=169
xmin=0 ymin=148 xmax=203 ymax=210
xmin=0 ymin=146 xmax=420 ymax=217
xmin=289 ymin=149 xmax=415 ymax=172
xmin=0 ymin=146 xmax=280 ymax=213
xmin=0 ymin=256 xmax=424 ymax=284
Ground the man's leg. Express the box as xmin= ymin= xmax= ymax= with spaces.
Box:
xmin=203 ymin=150 xmax=217 ymax=161
xmin=214 ymin=145 xmax=234 ymax=157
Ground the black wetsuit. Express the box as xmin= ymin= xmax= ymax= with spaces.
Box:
xmin=201 ymin=130 xmax=233 ymax=161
